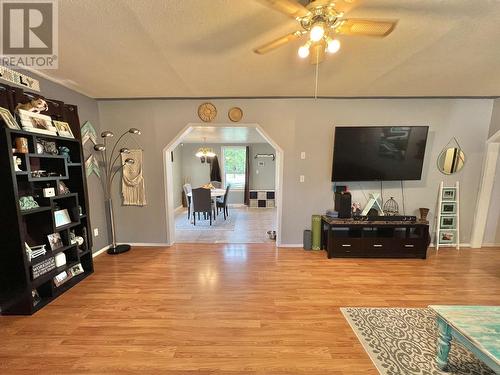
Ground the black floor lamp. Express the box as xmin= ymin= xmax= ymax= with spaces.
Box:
xmin=93 ymin=128 xmax=141 ymax=255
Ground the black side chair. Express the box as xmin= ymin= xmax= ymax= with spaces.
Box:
xmin=192 ymin=187 xmax=215 ymax=225
xmin=182 ymin=183 xmax=192 ymax=220
xmin=216 ymin=184 xmax=231 ymax=220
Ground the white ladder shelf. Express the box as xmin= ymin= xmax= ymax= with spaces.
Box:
xmin=435 ymin=181 xmax=460 ymax=250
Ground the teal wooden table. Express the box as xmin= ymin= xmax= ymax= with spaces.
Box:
xmin=429 ymin=305 xmax=500 ymax=373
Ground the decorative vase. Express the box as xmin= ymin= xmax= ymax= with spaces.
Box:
xmin=419 ymin=208 xmax=430 ymax=221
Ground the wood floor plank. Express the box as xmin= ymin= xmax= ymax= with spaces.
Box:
xmin=1 ymin=244 xmax=499 ymax=374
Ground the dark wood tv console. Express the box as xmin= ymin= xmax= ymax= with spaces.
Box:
xmin=321 ymin=216 xmax=430 ymax=259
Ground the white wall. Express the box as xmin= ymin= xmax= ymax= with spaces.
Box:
xmin=483 ymin=153 xmax=500 ymax=245
xmin=171 ymin=146 xmax=183 ymax=208
xmin=97 ymin=98 xmax=494 ymax=245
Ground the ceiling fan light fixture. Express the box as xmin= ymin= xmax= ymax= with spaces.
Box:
xmin=326 ymin=38 xmax=341 ymax=54
xmin=298 ymin=44 xmax=310 ymax=58
xmin=310 ymin=23 xmax=325 ymax=42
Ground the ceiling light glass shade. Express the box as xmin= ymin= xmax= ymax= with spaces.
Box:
xmin=327 ymin=39 xmax=341 ymax=54
xmin=195 ymin=147 xmax=216 ymax=158
xmin=120 ymin=148 xmax=130 ymax=154
xmin=128 ymin=128 xmax=141 ymax=135
xmin=310 ymin=24 xmax=325 ymax=42
xmin=101 ymin=131 xmax=114 ymax=138
xmin=94 ymin=144 xmax=106 ymax=151
xmin=298 ymin=45 xmax=310 ymax=58
xmin=124 ymin=158 xmax=135 ymax=165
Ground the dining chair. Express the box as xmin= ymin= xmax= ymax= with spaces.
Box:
xmin=191 ymin=187 xmax=215 ymax=225
xmin=210 ymin=181 xmax=222 ymax=188
xmin=216 ymin=184 xmax=231 ymax=220
xmin=182 ymin=183 xmax=192 ymax=220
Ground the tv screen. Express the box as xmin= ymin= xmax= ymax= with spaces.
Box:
xmin=332 ymin=126 xmax=429 ymax=181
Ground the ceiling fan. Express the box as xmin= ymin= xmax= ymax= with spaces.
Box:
xmin=254 ymin=0 xmax=398 ymax=64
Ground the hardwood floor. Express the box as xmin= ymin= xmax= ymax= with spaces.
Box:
xmin=1 ymin=245 xmax=499 ymax=374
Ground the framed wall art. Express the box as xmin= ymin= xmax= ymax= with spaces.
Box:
xmin=441 ymin=201 xmax=456 ymax=215
xmin=440 ymin=216 xmax=456 ymax=229
xmin=442 ymin=187 xmax=456 ymax=201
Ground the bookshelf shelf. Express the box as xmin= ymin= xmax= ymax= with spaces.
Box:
xmin=1 ymin=123 xmax=94 ymax=315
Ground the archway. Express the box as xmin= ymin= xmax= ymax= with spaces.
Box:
xmin=163 ymin=123 xmax=284 ymax=246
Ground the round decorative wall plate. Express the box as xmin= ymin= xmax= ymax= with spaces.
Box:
xmin=228 ymin=107 xmax=243 ymax=122
xmin=198 ymin=102 xmax=217 ymax=122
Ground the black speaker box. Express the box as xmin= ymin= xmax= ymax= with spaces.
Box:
xmin=334 ymin=192 xmax=352 ymax=218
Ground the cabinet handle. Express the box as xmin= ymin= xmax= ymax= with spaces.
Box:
xmin=341 ymin=244 xmax=351 ymax=247
xmin=404 ymin=244 xmax=415 ymax=248
xmin=373 ymin=244 xmax=383 ymax=247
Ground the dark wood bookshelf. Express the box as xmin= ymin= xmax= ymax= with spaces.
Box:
xmin=0 ymin=127 xmax=94 ymax=315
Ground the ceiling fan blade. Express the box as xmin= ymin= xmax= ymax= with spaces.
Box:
xmin=336 ymin=19 xmax=397 ymax=37
xmin=254 ymin=30 xmax=304 ymax=54
xmin=256 ymin=0 xmax=310 ymax=19
xmin=331 ymin=0 xmax=358 ymax=14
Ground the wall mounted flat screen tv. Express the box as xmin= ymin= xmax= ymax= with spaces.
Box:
xmin=332 ymin=126 xmax=429 ymax=181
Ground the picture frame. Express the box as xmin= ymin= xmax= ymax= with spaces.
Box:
xmin=439 ymin=230 xmax=456 ymax=244
xmin=441 ymin=202 xmax=456 ymax=215
xmin=442 ymin=187 xmax=456 ymax=201
xmin=47 ymin=233 xmax=63 ymax=251
xmin=440 ymin=216 xmax=456 ymax=229
xmin=57 ymin=181 xmax=70 ymax=195
xmin=18 ymin=109 xmax=57 ymax=135
xmin=69 ymin=263 xmax=84 ymax=277
xmin=54 ymin=209 xmax=72 ymax=227
xmin=53 ymin=121 xmax=74 ymax=138
xmin=0 ymin=106 xmax=20 ymax=129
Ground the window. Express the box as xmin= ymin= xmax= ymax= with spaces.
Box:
xmin=222 ymin=146 xmax=246 ymax=189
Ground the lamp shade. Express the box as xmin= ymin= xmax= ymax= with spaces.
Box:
xmin=94 ymin=144 xmax=106 ymax=151
xmin=101 ymin=131 xmax=114 ymax=138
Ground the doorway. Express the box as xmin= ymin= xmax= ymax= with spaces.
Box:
xmin=163 ymin=123 xmax=283 ymax=246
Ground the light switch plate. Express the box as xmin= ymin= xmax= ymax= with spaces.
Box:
xmin=301 ymin=152 xmax=306 ymax=159
xmin=300 ymin=175 xmax=305 ymax=182
xmin=93 ymin=228 xmax=99 ymax=237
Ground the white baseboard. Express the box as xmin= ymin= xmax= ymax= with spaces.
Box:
xmin=92 ymin=245 xmax=111 ymax=258
xmin=429 ymin=242 xmax=471 ymax=248
xmin=128 ymin=242 xmax=171 ymax=247
xmin=482 ymin=242 xmax=500 ymax=247
xmin=228 ymin=203 xmax=245 ymax=208
xmin=279 ymin=244 xmax=303 ymax=248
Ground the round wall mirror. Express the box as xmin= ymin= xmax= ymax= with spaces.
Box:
xmin=437 ymin=147 xmax=465 ymax=174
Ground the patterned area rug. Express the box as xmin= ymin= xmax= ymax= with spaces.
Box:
xmin=341 ymin=307 xmax=495 ymax=375
xmin=175 ymin=211 xmax=236 ymax=231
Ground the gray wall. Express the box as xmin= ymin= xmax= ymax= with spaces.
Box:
xmin=483 ymin=153 xmax=500 ymax=245
xmin=97 ymin=98 xmax=494 ymax=245
xmin=15 ymin=72 xmax=109 ymax=252
xmin=175 ymin=143 xmax=276 ymax=205
xmin=249 ymin=143 xmax=276 ymax=190
xmin=489 ymin=98 xmax=500 ymax=138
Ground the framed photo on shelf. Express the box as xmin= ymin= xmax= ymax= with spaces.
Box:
xmin=441 ymin=201 xmax=456 ymax=215
xmin=439 ymin=230 xmax=456 ymax=244
xmin=57 ymin=181 xmax=70 ymax=195
xmin=47 ymin=232 xmax=63 ymax=251
xmin=53 ymin=121 xmax=74 ymax=138
xmin=442 ymin=188 xmax=456 ymax=201
xmin=440 ymin=216 xmax=456 ymax=229
xmin=54 ymin=209 xmax=72 ymax=227
xmin=69 ymin=263 xmax=84 ymax=277
xmin=18 ymin=109 xmax=57 ymax=135
xmin=0 ymin=106 xmax=20 ymax=129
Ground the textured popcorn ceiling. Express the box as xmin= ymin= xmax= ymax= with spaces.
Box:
xmin=37 ymin=0 xmax=500 ymax=98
